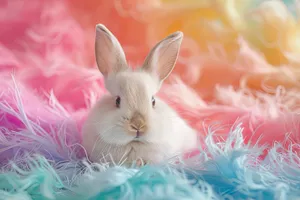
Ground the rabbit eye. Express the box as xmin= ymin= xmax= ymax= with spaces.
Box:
xmin=152 ymin=96 xmax=155 ymax=107
xmin=116 ymin=96 xmax=121 ymax=108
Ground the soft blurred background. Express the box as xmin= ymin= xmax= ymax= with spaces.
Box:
xmin=2 ymin=0 xmax=300 ymax=104
xmin=2 ymin=0 xmax=300 ymax=132
xmin=66 ymin=0 xmax=300 ymax=102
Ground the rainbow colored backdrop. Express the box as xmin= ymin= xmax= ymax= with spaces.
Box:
xmin=0 ymin=0 xmax=300 ymax=199
xmin=69 ymin=0 xmax=300 ymax=94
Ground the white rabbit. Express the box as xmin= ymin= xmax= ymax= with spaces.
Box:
xmin=82 ymin=24 xmax=198 ymax=165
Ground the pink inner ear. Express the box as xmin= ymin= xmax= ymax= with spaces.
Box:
xmin=141 ymin=32 xmax=183 ymax=82
xmin=95 ymin=24 xmax=128 ymax=76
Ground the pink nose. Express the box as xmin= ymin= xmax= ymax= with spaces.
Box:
xmin=128 ymin=112 xmax=148 ymax=136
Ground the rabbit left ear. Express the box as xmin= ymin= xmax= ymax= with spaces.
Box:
xmin=95 ymin=24 xmax=128 ymax=77
xmin=141 ymin=31 xmax=183 ymax=82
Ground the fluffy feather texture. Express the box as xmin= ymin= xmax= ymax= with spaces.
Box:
xmin=0 ymin=0 xmax=300 ymax=199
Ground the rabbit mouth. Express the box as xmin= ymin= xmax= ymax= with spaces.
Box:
xmin=135 ymin=130 xmax=142 ymax=138
xmin=132 ymin=136 xmax=143 ymax=142
xmin=127 ymin=129 xmax=145 ymax=140
xmin=131 ymin=132 xmax=146 ymax=143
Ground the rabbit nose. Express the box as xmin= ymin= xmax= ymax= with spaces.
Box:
xmin=130 ymin=124 xmax=145 ymax=131
xmin=129 ymin=112 xmax=148 ymax=136
xmin=129 ymin=122 xmax=147 ymax=133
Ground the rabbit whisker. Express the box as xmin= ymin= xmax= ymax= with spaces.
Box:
xmin=85 ymin=120 xmax=115 ymax=126
xmin=90 ymin=125 xmax=117 ymax=155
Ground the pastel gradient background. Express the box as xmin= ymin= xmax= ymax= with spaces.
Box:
xmin=0 ymin=0 xmax=300 ymax=199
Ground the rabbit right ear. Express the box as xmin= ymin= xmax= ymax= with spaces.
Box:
xmin=141 ymin=31 xmax=183 ymax=83
xmin=95 ymin=24 xmax=128 ymax=77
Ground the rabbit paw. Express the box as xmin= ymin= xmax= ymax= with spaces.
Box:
xmin=136 ymin=158 xmax=148 ymax=167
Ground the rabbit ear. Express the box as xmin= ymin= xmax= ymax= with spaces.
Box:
xmin=141 ymin=31 xmax=183 ymax=82
xmin=95 ymin=24 xmax=128 ymax=77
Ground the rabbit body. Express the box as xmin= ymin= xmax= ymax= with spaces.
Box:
xmin=82 ymin=24 xmax=197 ymax=164
xmin=82 ymin=71 xmax=197 ymax=164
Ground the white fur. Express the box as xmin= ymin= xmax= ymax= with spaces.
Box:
xmin=82 ymin=24 xmax=197 ymax=165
